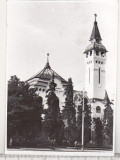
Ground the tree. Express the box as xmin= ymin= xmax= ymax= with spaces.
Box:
xmin=77 ymin=96 xmax=91 ymax=145
xmin=76 ymin=105 xmax=82 ymax=142
xmin=8 ymin=75 xmax=40 ymax=112
xmin=7 ymin=75 xmax=43 ymax=147
xmin=103 ymin=91 xmax=113 ymax=145
xmin=43 ymin=73 xmax=64 ymax=144
xmin=84 ymin=98 xmax=91 ymax=145
xmin=93 ymin=118 xmax=103 ymax=147
xmin=62 ymin=78 xmax=76 ymax=142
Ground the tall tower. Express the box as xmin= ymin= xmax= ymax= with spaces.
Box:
xmin=84 ymin=14 xmax=107 ymax=119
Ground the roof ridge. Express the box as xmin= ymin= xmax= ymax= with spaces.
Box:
xmin=26 ymin=68 xmax=45 ymax=82
xmin=50 ymin=68 xmax=67 ymax=83
xmin=27 ymin=65 xmax=68 ymax=83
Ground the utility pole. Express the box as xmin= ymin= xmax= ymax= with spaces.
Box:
xmin=81 ymin=88 xmax=85 ymax=151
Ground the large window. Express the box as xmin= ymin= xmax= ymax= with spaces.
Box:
xmin=101 ymin=52 xmax=105 ymax=57
xmin=96 ymin=106 xmax=101 ymax=113
xmin=96 ymin=51 xmax=99 ymax=56
xmin=89 ymin=68 xmax=90 ymax=84
xmin=90 ymin=51 xmax=92 ymax=56
xmin=37 ymin=96 xmax=43 ymax=108
xmin=99 ymin=68 xmax=100 ymax=84
xmin=86 ymin=53 xmax=88 ymax=58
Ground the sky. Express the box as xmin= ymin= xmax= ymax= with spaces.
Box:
xmin=7 ymin=0 xmax=118 ymax=99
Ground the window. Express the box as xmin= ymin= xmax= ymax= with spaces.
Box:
xmin=89 ymin=68 xmax=90 ymax=84
xmin=86 ymin=53 xmax=88 ymax=58
xmin=96 ymin=106 xmax=101 ymax=113
xmin=96 ymin=51 xmax=99 ymax=56
xmin=37 ymin=96 xmax=43 ymax=108
xmin=90 ymin=51 xmax=92 ymax=56
xmin=99 ymin=68 xmax=100 ymax=83
xmin=96 ymin=60 xmax=98 ymax=63
xmin=101 ymin=52 xmax=104 ymax=57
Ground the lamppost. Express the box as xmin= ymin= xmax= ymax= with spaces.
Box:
xmin=80 ymin=89 xmax=87 ymax=151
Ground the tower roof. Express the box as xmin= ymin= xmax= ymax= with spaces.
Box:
xmin=84 ymin=14 xmax=107 ymax=54
xmin=90 ymin=14 xmax=102 ymax=42
xmin=84 ymin=42 xmax=107 ymax=54
xmin=27 ymin=54 xmax=67 ymax=85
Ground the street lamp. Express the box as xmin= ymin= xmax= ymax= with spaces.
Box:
xmin=80 ymin=89 xmax=87 ymax=151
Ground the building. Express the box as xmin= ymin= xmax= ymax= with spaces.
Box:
xmin=27 ymin=15 xmax=109 ymax=120
xmin=84 ymin=14 xmax=108 ymax=119
xmin=27 ymin=53 xmax=68 ymax=111
xmin=27 ymin=53 xmax=81 ymax=112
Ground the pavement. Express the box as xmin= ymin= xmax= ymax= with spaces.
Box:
xmin=8 ymin=147 xmax=113 ymax=152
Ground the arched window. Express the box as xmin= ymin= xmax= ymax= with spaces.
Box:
xmin=96 ymin=106 xmax=101 ymax=113
xmin=99 ymin=68 xmax=100 ymax=83
xmin=90 ymin=51 xmax=92 ymax=56
xmin=37 ymin=96 xmax=43 ymax=108
xmin=101 ymin=52 xmax=104 ymax=57
xmin=86 ymin=53 xmax=88 ymax=58
xmin=89 ymin=68 xmax=90 ymax=84
xmin=96 ymin=51 xmax=99 ymax=56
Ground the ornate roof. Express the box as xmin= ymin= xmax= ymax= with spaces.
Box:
xmin=84 ymin=14 xmax=107 ymax=54
xmin=87 ymin=91 xmax=113 ymax=105
xmin=84 ymin=42 xmax=107 ymax=54
xmin=27 ymin=55 xmax=67 ymax=85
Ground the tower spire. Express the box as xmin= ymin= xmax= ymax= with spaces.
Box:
xmin=94 ymin=13 xmax=97 ymax=21
xmin=44 ymin=53 xmax=51 ymax=69
xmin=47 ymin=53 xmax=49 ymax=64
xmin=90 ymin=14 xmax=102 ymax=42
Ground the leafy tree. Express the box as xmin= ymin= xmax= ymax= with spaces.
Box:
xmin=62 ymin=78 xmax=76 ymax=142
xmin=7 ymin=75 xmax=43 ymax=147
xmin=77 ymin=97 xmax=91 ymax=145
xmin=103 ymin=91 xmax=113 ymax=145
xmin=43 ymin=73 xmax=64 ymax=144
xmin=8 ymin=75 xmax=40 ymax=112
xmin=93 ymin=118 xmax=103 ymax=147
xmin=84 ymin=98 xmax=91 ymax=145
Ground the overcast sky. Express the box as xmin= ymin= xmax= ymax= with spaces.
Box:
xmin=7 ymin=0 xmax=118 ymax=99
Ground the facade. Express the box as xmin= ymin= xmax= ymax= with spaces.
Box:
xmin=84 ymin=15 xmax=107 ymax=119
xmin=27 ymin=55 xmax=67 ymax=111
xmin=27 ymin=16 xmax=109 ymax=120
xmin=27 ymin=54 xmax=81 ymax=112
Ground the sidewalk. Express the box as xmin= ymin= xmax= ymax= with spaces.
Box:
xmin=8 ymin=147 xmax=113 ymax=152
